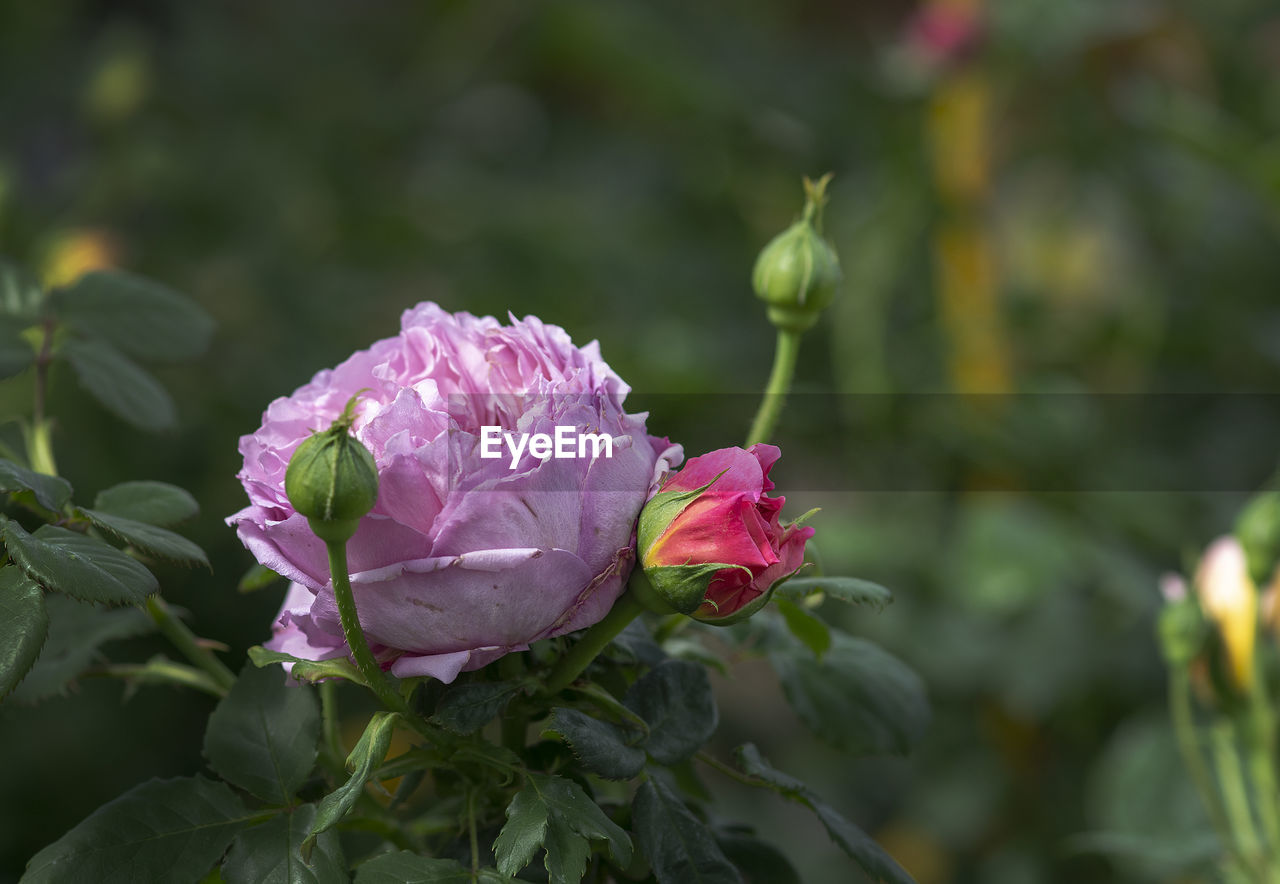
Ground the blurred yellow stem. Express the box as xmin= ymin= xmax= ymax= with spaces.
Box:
xmin=927 ymin=60 xmax=1010 ymax=396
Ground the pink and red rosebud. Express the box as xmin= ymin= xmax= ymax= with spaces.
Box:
xmin=635 ymin=444 xmax=814 ymax=625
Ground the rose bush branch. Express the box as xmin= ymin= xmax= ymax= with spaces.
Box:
xmin=144 ymin=596 xmax=236 ymax=694
xmin=543 ymin=588 xmax=646 ymax=695
xmin=8 ymin=184 xmax=932 ymax=884
xmin=1159 ymin=518 xmax=1280 ymax=881
xmin=746 ymin=173 xmax=841 ymax=447
xmin=284 ymin=398 xmax=450 ymax=744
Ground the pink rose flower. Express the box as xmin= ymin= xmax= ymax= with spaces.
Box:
xmin=636 ymin=444 xmax=813 ymax=623
xmin=229 ymin=303 xmax=681 ymax=683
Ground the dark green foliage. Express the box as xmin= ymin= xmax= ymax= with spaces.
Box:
xmin=93 ymin=481 xmax=200 ymax=527
xmin=51 ymin=270 xmax=214 ymax=363
xmin=354 ymin=852 xmax=512 ymax=883
xmin=546 ymin=707 xmax=646 ymax=780
xmin=771 ymin=630 xmax=929 ymax=757
xmin=734 ymin=745 xmax=915 ymax=884
xmin=0 ymin=324 xmax=33 ymax=379
xmin=0 ymin=459 xmax=73 ymax=512
xmin=21 ymin=776 xmax=254 ymax=883
xmin=62 ymin=337 xmax=177 ymax=431
xmin=80 ymin=507 xmax=209 ymax=567
xmin=714 ymin=830 xmax=803 ymax=884
xmin=493 ymin=772 xmax=632 ymax=884
xmin=623 ymin=660 xmax=718 ymax=765
xmin=310 ymin=712 xmax=399 ymax=840
xmin=775 ymin=575 xmax=893 ymax=611
xmin=248 ymin=646 xmax=367 ymax=686
xmin=0 ymin=567 xmax=48 ymax=700
xmin=203 ymin=664 xmax=321 ymax=805
xmin=631 ymin=778 xmax=743 ymax=884
xmin=9 ymin=594 xmax=153 ymax=702
xmin=430 ymin=679 xmax=526 ymax=734
xmin=1 ymin=518 xmax=158 ymax=605
xmin=222 ymin=805 xmax=347 ymax=884
xmin=773 ymin=596 xmax=831 ymax=659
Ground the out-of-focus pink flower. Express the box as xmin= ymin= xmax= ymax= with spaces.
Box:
xmin=904 ymin=1 xmax=983 ymax=70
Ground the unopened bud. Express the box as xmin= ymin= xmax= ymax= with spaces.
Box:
xmin=285 ymin=396 xmax=378 ymax=544
xmin=1194 ymin=536 xmax=1257 ymax=692
xmin=751 ymin=174 xmax=842 ymax=333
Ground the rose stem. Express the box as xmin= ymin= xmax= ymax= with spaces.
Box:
xmin=745 ymin=327 xmax=803 ymax=447
xmin=325 ymin=539 xmax=445 ymax=743
xmin=145 ymin=596 xmax=236 ymax=693
xmin=1211 ymin=718 xmax=1267 ymax=882
xmin=544 ymin=590 xmax=645 ymax=695
xmin=499 ymin=652 xmax=527 ymax=750
xmin=1169 ymin=664 xmax=1235 ymax=863
xmin=319 ymin=680 xmax=346 ymax=774
xmin=1245 ymin=658 xmax=1280 ymax=868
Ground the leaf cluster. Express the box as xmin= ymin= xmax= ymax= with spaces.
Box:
xmin=1 ymin=256 xmax=216 ymax=704
xmin=2 ymin=257 xmax=214 ymax=429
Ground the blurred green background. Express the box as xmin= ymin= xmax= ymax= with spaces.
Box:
xmin=4 ymin=1 xmax=1280 ymax=882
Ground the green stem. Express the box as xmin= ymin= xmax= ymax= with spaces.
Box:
xmin=1213 ymin=719 xmax=1266 ymax=882
xmin=696 ymin=751 xmax=763 ymax=788
xmin=499 ymin=652 xmax=527 ymax=751
xmin=1171 ymin=667 xmax=1235 ymax=853
xmin=566 ymin=682 xmax=650 ymax=735
xmin=326 ymin=541 xmax=420 ymax=717
xmin=544 ymin=591 xmax=645 ymax=695
xmin=1246 ymin=663 xmax=1280 ymax=870
xmin=145 ymin=596 xmax=236 ymax=692
xmin=376 ymin=748 xmax=448 ymax=781
xmin=320 ymin=680 xmax=346 ymax=774
xmin=467 ymin=789 xmax=480 ymax=875
xmin=84 ymin=661 xmax=226 ymax=698
xmin=324 ymin=540 xmax=456 ymax=750
xmin=745 ymin=328 xmax=803 ymax=447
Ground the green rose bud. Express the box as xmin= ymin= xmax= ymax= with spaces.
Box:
xmin=1236 ymin=490 xmax=1280 ymax=586
xmin=751 ymin=173 xmax=842 ymax=333
xmin=285 ymin=395 xmax=378 ymax=544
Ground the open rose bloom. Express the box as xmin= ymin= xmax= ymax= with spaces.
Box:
xmin=229 ymin=303 xmax=681 ymax=683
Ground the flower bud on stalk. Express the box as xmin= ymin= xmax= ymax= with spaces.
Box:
xmin=1195 ymin=536 xmax=1258 ymax=694
xmin=752 ymin=173 xmax=842 ymax=333
xmin=635 ymin=444 xmax=813 ymax=625
xmin=285 ymin=396 xmax=378 ymax=544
